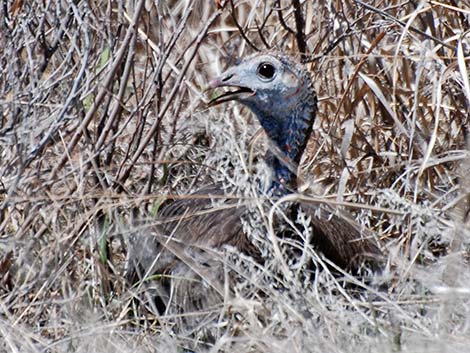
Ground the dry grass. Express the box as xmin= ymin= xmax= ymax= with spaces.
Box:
xmin=1 ymin=0 xmax=470 ymax=352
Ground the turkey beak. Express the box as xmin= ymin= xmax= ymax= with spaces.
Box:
xmin=207 ymin=72 xmax=255 ymax=107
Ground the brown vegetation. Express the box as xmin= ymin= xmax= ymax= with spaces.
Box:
xmin=1 ymin=1 xmax=469 ymax=352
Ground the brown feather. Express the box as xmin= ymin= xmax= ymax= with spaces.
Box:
xmin=296 ymin=203 xmax=383 ymax=272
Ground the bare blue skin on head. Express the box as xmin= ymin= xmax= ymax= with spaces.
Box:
xmin=209 ymin=52 xmax=317 ymax=195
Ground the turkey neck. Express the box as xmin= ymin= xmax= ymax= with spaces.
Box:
xmin=250 ymin=96 xmax=317 ymax=196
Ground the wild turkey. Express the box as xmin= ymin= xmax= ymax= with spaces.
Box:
xmin=129 ymin=51 xmax=383 ymax=317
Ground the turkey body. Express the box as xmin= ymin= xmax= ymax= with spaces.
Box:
xmin=129 ymin=51 xmax=383 ymax=321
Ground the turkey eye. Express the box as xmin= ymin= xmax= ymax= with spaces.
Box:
xmin=257 ymin=63 xmax=275 ymax=80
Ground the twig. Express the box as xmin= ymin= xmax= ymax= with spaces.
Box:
xmin=292 ymin=0 xmax=307 ymax=59
xmin=49 ymin=0 xmax=146 ymax=181
xmin=25 ymin=11 xmax=91 ymax=167
xmin=353 ymin=0 xmax=457 ymax=52
xmin=229 ymin=0 xmax=260 ymax=52
xmin=115 ymin=8 xmax=224 ymax=187
xmin=274 ymin=0 xmax=294 ymax=34
xmin=255 ymin=7 xmax=274 ymax=49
